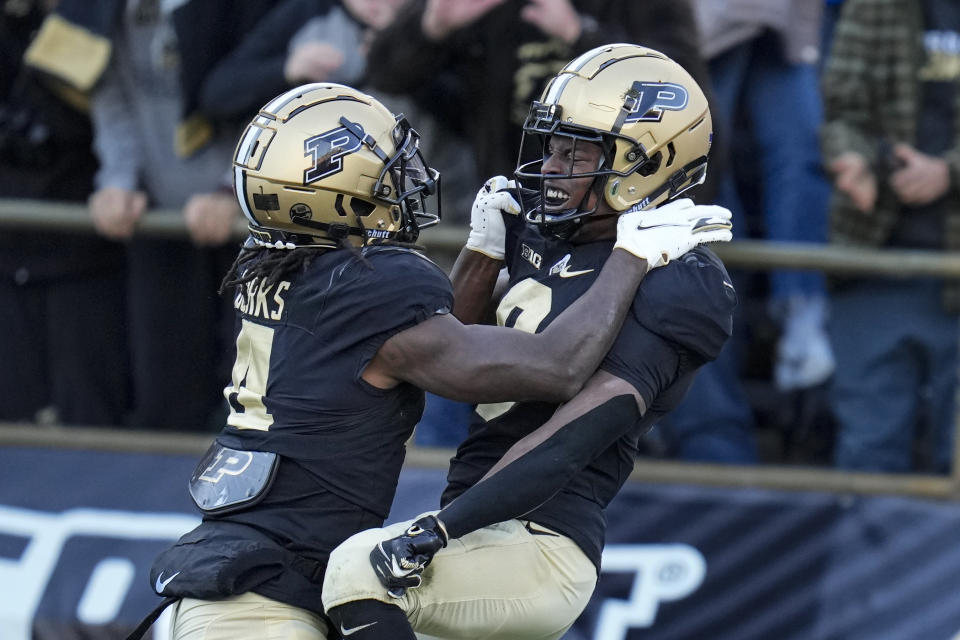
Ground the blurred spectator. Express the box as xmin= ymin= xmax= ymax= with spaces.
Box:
xmin=821 ymin=0 xmax=960 ymax=473
xmin=366 ymin=0 xmax=716 ymax=449
xmin=653 ymin=1 xmax=835 ymax=466
xmin=694 ymin=0 xmax=834 ymax=393
xmin=0 ymin=0 xmax=128 ymax=426
xmin=199 ymin=0 xmax=395 ymax=123
xmin=24 ymin=0 xmax=272 ymax=431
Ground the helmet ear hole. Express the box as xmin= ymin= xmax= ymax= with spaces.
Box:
xmin=349 ymin=198 xmax=376 ymax=217
xmin=637 ymin=151 xmax=662 ymax=177
xmin=665 ymin=142 xmax=677 ymax=167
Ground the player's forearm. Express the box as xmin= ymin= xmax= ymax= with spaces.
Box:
xmin=444 ymin=250 xmax=645 ymax=402
xmin=537 ymin=249 xmax=646 ymax=390
xmin=386 ymin=251 xmax=643 ymax=403
xmin=438 ymin=391 xmax=640 ymax=539
xmin=450 ymin=247 xmax=502 ymax=324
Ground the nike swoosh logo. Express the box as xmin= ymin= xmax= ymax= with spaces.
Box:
xmin=692 ymin=217 xmax=731 ymax=232
xmin=341 ymin=621 xmax=378 ymax=636
xmin=524 ymin=521 xmax=560 ymax=536
xmin=558 ymin=266 xmax=595 ymax=278
xmin=634 ymin=222 xmax=679 ymax=230
xmin=155 ymin=571 xmax=180 ymax=593
xmin=391 ymin=554 xmax=416 ymax=575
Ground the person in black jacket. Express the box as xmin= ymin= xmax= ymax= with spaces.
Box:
xmin=23 ymin=0 xmax=274 ymax=432
xmin=366 ymin=0 xmax=714 ymax=183
xmin=197 ymin=0 xmax=409 ymax=123
xmin=0 ymin=0 xmax=128 ymax=426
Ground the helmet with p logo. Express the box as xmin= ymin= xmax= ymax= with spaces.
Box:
xmin=233 ymin=83 xmax=440 ymax=249
xmin=517 ymin=44 xmax=712 ymax=229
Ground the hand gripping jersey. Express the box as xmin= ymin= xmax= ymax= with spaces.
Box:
xmin=442 ymin=212 xmax=736 ymax=571
xmin=151 ymin=246 xmax=453 ymax=612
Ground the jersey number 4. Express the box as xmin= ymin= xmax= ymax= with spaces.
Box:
xmin=225 ymin=320 xmax=276 ymax=430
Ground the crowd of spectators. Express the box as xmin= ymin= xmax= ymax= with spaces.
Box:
xmin=1 ymin=0 xmax=958 ymax=476
xmin=655 ymin=0 xmax=832 ymax=468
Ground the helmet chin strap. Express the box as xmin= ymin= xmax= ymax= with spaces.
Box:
xmin=544 ymin=216 xmax=583 ymax=240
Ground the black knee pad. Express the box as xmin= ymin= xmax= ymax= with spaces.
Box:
xmin=326 ymin=598 xmax=415 ymax=640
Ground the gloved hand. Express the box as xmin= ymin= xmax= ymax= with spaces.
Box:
xmin=369 ymin=515 xmax=448 ymax=598
xmin=614 ymin=198 xmax=732 ymax=273
xmin=465 ymin=175 xmax=521 ymax=260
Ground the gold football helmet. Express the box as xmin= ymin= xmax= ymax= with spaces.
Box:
xmin=233 ymin=83 xmax=440 ymax=249
xmin=516 ymin=43 xmax=713 ymax=232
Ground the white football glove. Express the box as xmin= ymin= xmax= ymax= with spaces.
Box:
xmin=614 ymin=198 xmax=733 ymax=274
xmin=465 ymin=175 xmax=520 ymax=261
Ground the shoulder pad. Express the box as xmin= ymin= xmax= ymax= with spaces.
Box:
xmin=633 ymin=247 xmax=736 ymax=361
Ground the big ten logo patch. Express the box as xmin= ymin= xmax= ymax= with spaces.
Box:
xmin=521 ymin=243 xmax=542 ymax=269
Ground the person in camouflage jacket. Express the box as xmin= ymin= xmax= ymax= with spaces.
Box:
xmin=821 ymin=0 xmax=960 ymax=472
xmin=822 ymin=0 xmax=960 ymax=297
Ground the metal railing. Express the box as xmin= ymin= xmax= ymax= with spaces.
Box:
xmin=7 ymin=198 xmax=960 ymax=278
xmin=2 ymin=198 xmax=959 ymax=498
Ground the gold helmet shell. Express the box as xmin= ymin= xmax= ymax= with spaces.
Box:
xmin=517 ymin=43 xmax=712 ymax=227
xmin=233 ymin=83 xmax=440 ymax=249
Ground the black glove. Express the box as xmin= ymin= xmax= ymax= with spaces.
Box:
xmin=369 ymin=515 xmax=448 ymax=598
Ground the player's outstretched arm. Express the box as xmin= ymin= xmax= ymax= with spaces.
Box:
xmin=438 ymin=369 xmax=643 ymax=537
xmin=364 ymin=249 xmax=643 ymax=402
xmin=362 ymin=199 xmax=731 ymax=403
xmin=369 ymin=369 xmax=643 ymax=595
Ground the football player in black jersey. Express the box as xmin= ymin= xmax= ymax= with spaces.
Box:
xmin=128 ymin=81 xmax=731 ymax=640
xmin=321 ymin=45 xmax=738 ymax=640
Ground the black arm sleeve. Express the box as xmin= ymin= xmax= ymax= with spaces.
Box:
xmin=437 ymin=394 xmax=640 ymax=540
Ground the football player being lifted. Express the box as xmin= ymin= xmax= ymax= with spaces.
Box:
xmin=132 ymin=80 xmax=730 ymax=639
xmin=322 ymin=44 xmax=738 ymax=640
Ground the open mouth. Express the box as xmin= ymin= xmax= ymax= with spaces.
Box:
xmin=543 ymin=185 xmax=571 ymax=210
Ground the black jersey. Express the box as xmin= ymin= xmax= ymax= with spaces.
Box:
xmin=153 ymin=245 xmax=453 ymax=612
xmin=442 ymin=214 xmax=736 ymax=571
